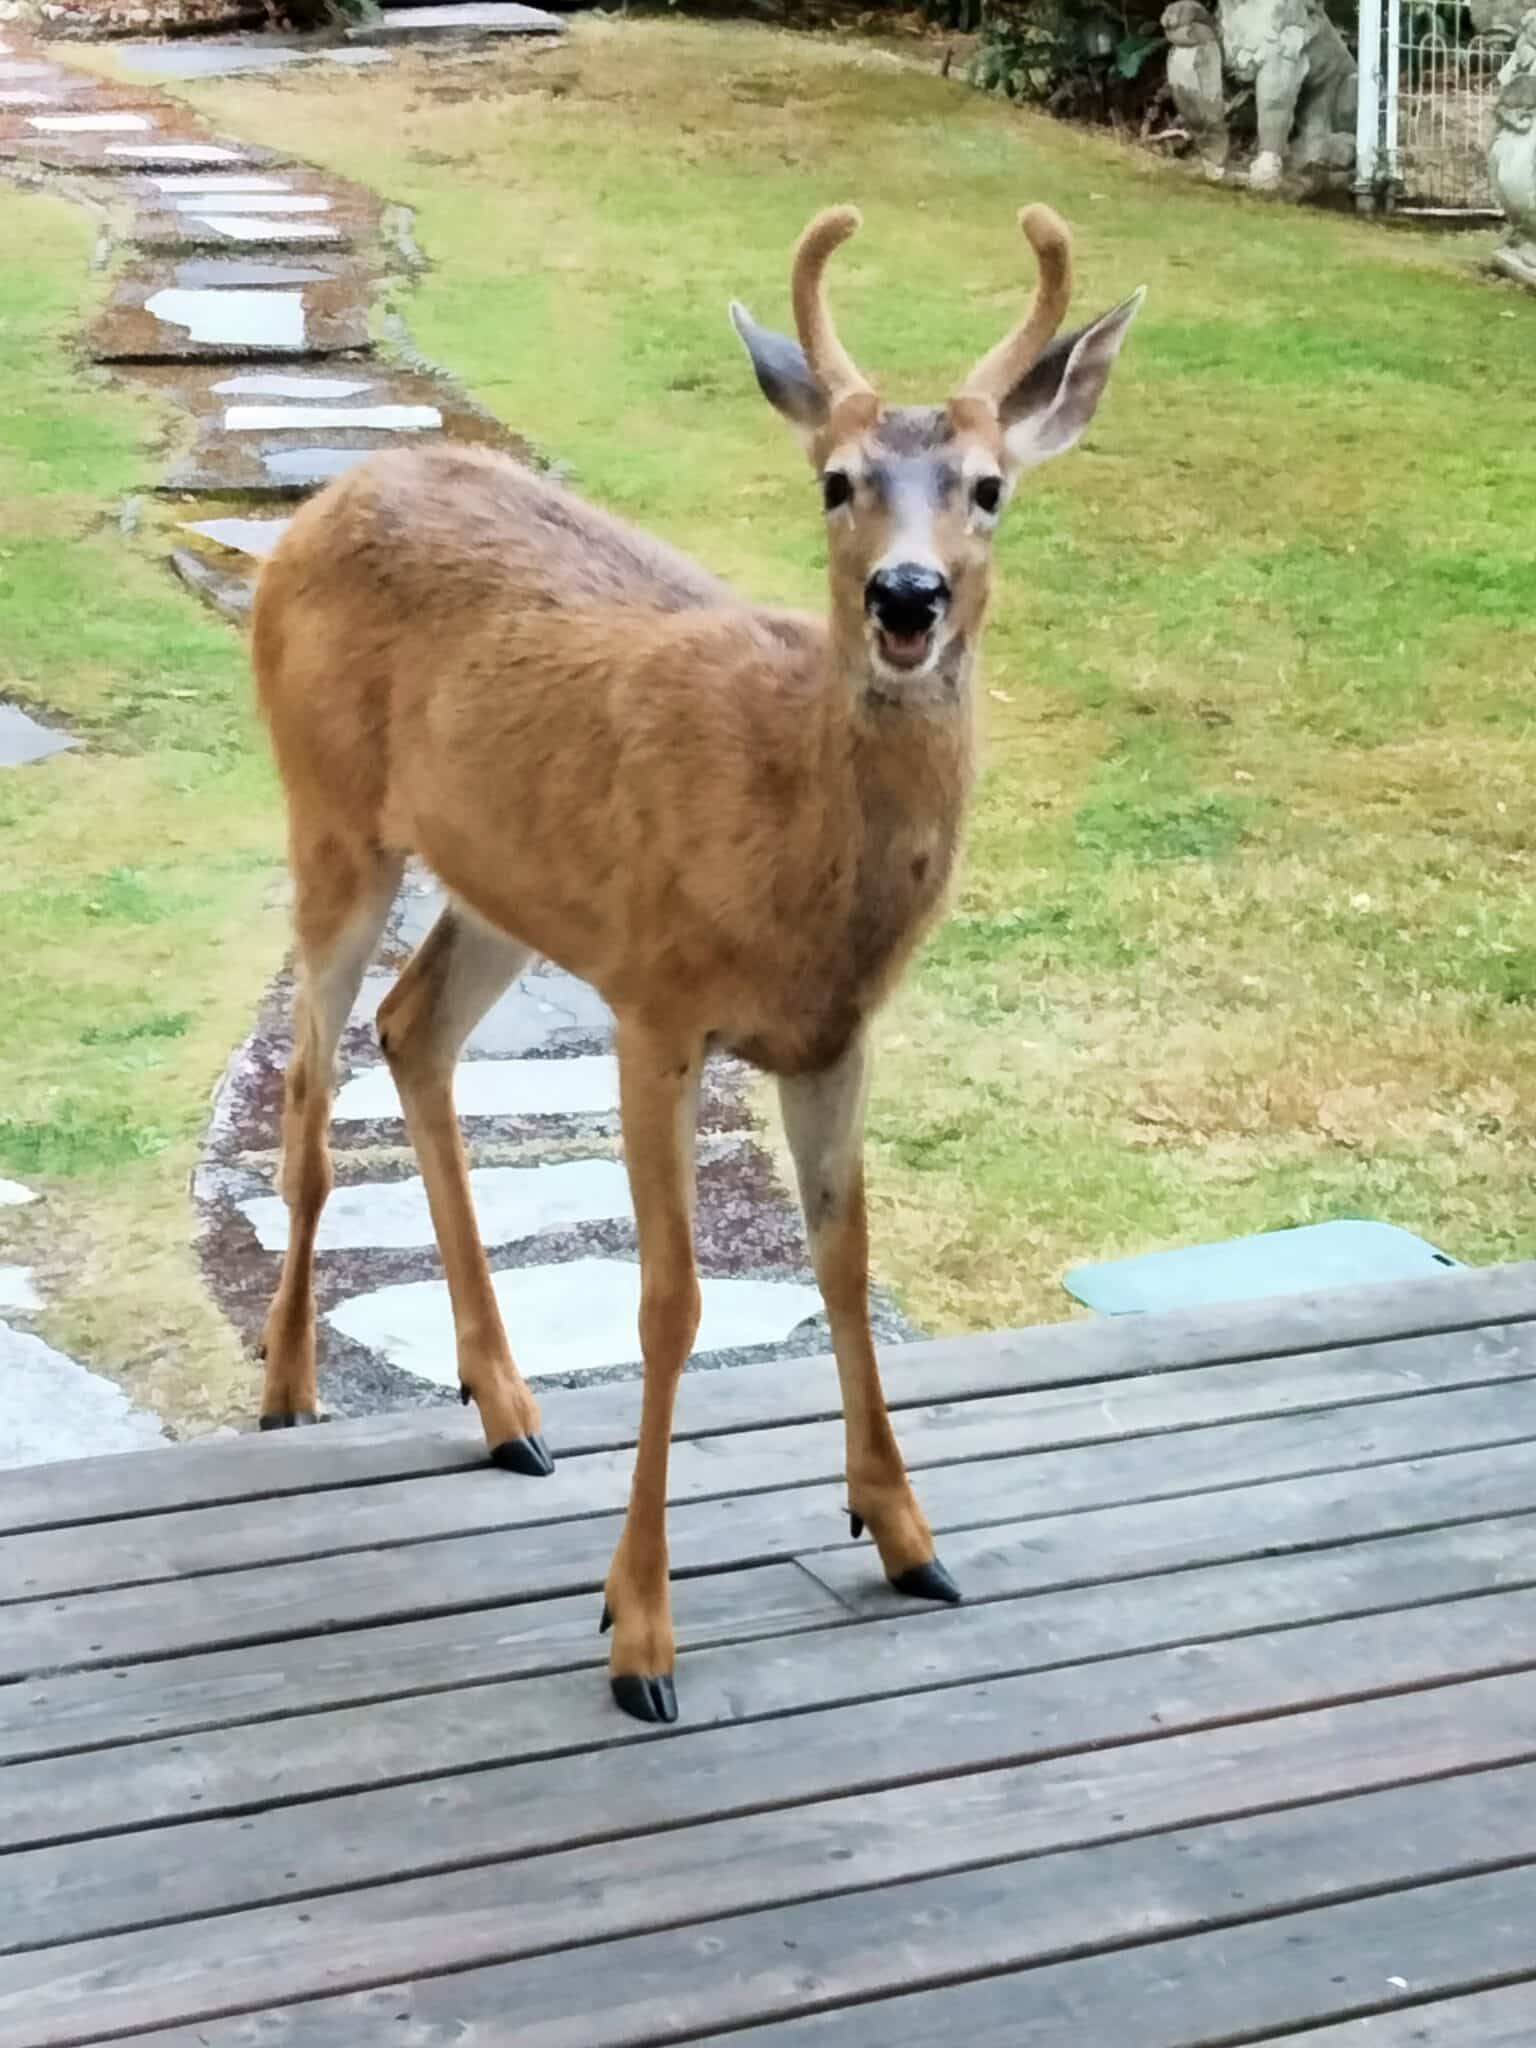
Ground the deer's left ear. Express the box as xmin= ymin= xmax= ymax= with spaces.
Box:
xmin=998 ymin=288 xmax=1144 ymax=479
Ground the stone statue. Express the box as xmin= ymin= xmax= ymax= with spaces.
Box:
xmin=1164 ymin=1 xmax=1230 ymax=178
xmin=1472 ymin=0 xmax=1527 ymax=34
xmin=1489 ymin=13 xmax=1536 ymax=287
xmin=1161 ymin=0 xmax=1357 ymax=191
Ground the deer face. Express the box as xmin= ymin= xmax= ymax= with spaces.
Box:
xmin=732 ymin=207 xmax=1143 ymax=698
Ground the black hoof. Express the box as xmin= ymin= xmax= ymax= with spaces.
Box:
xmin=849 ymin=1511 xmax=865 ymax=1540
xmin=891 ymin=1558 xmax=962 ymax=1605
xmin=259 ymin=1411 xmax=323 ymax=1431
xmin=599 ymin=1602 xmax=613 ymax=1636
xmin=611 ymin=1673 xmax=678 ymax=1725
xmin=490 ymin=1433 xmax=555 ymax=1477
xmin=459 ymin=1383 xmax=472 ymax=1408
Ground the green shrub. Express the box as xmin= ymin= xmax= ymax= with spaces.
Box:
xmin=969 ymin=0 xmax=1168 ymax=122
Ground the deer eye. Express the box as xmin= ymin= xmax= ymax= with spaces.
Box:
xmin=821 ymin=470 xmax=854 ymax=514
xmin=972 ymin=476 xmax=1003 ymax=518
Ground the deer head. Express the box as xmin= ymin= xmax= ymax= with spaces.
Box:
xmin=731 ymin=205 xmax=1144 ymax=700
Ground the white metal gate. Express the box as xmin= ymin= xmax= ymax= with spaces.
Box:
xmin=1355 ymin=0 xmax=1513 ymax=213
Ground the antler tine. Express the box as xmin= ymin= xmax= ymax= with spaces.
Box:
xmin=792 ymin=204 xmax=873 ymax=408
xmin=957 ymin=203 xmax=1074 ymax=409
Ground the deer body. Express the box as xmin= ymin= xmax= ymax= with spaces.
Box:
xmin=253 ymin=204 xmax=1141 ymax=1724
xmin=257 ymin=448 xmax=968 ymax=1082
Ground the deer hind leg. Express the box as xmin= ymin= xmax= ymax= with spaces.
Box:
xmin=260 ymin=845 xmax=403 ymax=1429
xmin=778 ymin=1036 xmax=960 ymax=1606
xmin=602 ymin=1017 xmax=704 ymax=1725
xmin=375 ymin=903 xmax=551 ymax=1476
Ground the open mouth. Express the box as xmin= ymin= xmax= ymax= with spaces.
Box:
xmin=873 ymin=625 xmax=935 ymax=673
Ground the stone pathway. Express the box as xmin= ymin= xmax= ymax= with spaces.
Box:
xmin=0 ymin=1178 xmax=168 ymax=1468
xmin=1 ymin=17 xmax=550 ymax=616
xmin=3 ymin=22 xmax=917 ymax=1424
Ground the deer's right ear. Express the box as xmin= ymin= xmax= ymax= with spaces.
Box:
xmin=730 ymin=302 xmax=829 ymax=450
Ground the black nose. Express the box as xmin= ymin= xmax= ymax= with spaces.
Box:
xmin=865 ymin=563 xmax=950 ymax=635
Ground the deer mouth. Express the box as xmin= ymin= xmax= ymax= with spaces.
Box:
xmin=873 ymin=624 xmax=936 ymax=673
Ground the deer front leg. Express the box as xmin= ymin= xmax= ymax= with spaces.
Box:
xmin=603 ymin=1019 xmax=704 ymax=1725
xmin=779 ymin=1037 xmax=960 ymax=1606
xmin=377 ymin=905 xmax=551 ymax=1476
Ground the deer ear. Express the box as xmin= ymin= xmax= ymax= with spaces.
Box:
xmin=730 ymin=301 xmax=829 ymax=448
xmin=999 ymin=288 xmax=1144 ymax=479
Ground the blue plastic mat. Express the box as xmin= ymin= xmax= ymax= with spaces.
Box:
xmin=1064 ymin=1219 xmax=1461 ymax=1316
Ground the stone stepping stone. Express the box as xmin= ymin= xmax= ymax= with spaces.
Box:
xmin=327 ymin=1257 xmax=822 ymax=1385
xmin=110 ymin=39 xmax=307 ymax=79
xmin=351 ymin=960 xmax=613 ymax=1057
xmin=347 ymin=2 xmax=566 ymax=41
xmin=0 ymin=1268 xmax=41 ymax=1312
xmin=1 ymin=122 xmax=283 ymax=172
xmin=88 ymin=256 xmax=371 ymax=362
xmin=179 ymin=514 xmax=292 ymax=559
xmin=0 ymin=702 xmax=78 ymax=767
xmin=27 ymin=111 xmax=155 ymax=133
xmin=169 ymin=256 xmax=340 ymax=288
xmin=224 ymin=401 xmax=441 ymax=432
xmin=129 ymin=172 xmax=372 ymax=253
xmin=105 ymin=141 xmax=262 ymax=166
xmin=0 ymin=89 xmax=80 ymax=110
xmin=0 ymin=1181 xmax=38 ymax=1208
xmin=333 ymin=1054 xmax=620 ymax=1122
xmin=172 ymin=193 xmax=335 ymax=216
xmin=0 ymin=1321 xmax=167 ymax=1470
xmin=144 ymin=364 xmax=531 ymax=497
xmin=167 ymin=545 xmax=263 ymax=621
xmin=240 ymin=1157 xmax=633 ymax=1253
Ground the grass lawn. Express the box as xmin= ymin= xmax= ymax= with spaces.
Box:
xmin=42 ymin=17 xmax=1536 ymax=1375
xmin=0 ymin=190 xmax=285 ymax=1426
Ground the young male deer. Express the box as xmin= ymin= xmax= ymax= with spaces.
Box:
xmin=252 ymin=202 xmax=1142 ymax=1724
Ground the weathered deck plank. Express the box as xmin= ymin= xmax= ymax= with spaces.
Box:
xmin=7 ymin=1371 xmax=1536 ymax=1678
xmin=63 ymin=1800 xmax=1536 ymax=2048
xmin=667 ymin=1867 xmax=1536 ymax=2048
xmin=9 ymin=1681 xmax=1536 ymax=2042
xmin=6 ymin=1583 xmax=1535 ymax=1951
xmin=4 ymin=1273 xmax=1535 ymax=2048
xmin=6 ymin=1319 xmax=1534 ymax=1602
xmin=1264 ymin=1985 xmax=1536 ymax=2044
xmin=5 ymin=1259 xmax=1533 ymax=1534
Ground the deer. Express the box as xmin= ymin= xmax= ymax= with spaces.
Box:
xmin=251 ymin=200 xmax=1143 ymax=1725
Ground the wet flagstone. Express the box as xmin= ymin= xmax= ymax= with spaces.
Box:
xmin=27 ymin=110 xmax=155 ymax=132
xmin=241 ymin=1157 xmax=635 ymax=1254
xmin=2 ymin=122 xmax=283 ymax=172
xmin=179 ymin=513 xmax=292 ymax=557
xmin=127 ymin=169 xmax=374 ymax=253
xmin=89 ymin=256 xmax=371 ymax=361
xmin=145 ymin=362 xmax=530 ymax=495
xmin=328 ymin=1258 xmax=823 ymax=1387
xmin=347 ymin=2 xmax=566 ymax=41
xmin=1 ymin=1321 xmax=167 ymax=1469
xmin=110 ymin=38 xmax=308 ymax=79
xmin=0 ymin=702 xmax=79 ymax=767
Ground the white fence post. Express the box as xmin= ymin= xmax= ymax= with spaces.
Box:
xmin=1383 ymin=0 xmax=1402 ymax=200
xmin=1355 ymin=0 xmax=1384 ymax=210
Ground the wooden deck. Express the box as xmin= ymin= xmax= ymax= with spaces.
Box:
xmin=5 ymin=1267 xmax=1536 ymax=2046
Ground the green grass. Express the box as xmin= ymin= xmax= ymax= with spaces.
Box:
xmin=0 ymin=188 xmax=285 ymax=1425
xmin=83 ymin=22 xmax=1536 ymax=1335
